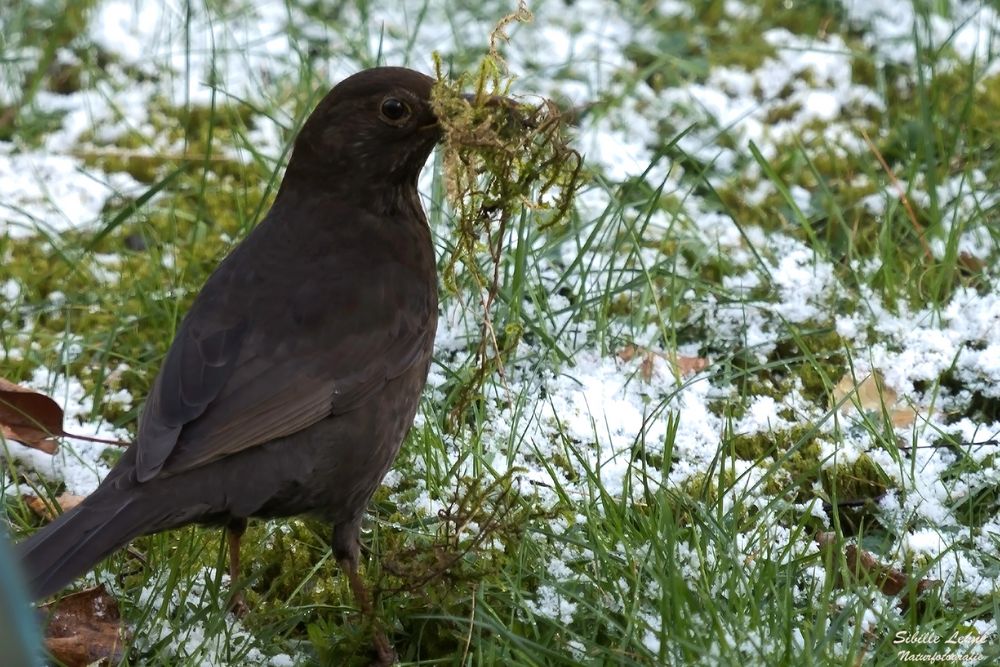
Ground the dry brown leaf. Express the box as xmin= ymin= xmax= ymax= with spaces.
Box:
xmin=832 ymin=371 xmax=919 ymax=427
xmin=675 ymin=355 xmax=710 ymax=376
xmin=0 ymin=377 xmax=63 ymax=453
xmin=0 ymin=377 xmax=131 ymax=452
xmin=834 ymin=371 xmax=898 ymax=409
xmin=617 ymin=345 xmax=640 ymax=362
xmin=638 ymin=347 xmax=657 ymax=382
xmin=845 ymin=542 xmax=909 ymax=596
xmin=617 ymin=345 xmax=709 ymax=381
xmin=958 ymin=252 xmax=985 ymax=274
xmin=41 ymin=585 xmax=129 ymax=667
xmin=24 ymin=493 xmax=86 ymax=521
xmin=815 ymin=532 xmax=940 ymax=612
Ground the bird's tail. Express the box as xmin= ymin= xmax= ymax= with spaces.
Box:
xmin=16 ymin=488 xmax=173 ymax=600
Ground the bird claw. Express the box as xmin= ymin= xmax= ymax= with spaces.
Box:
xmin=369 ymin=633 xmax=397 ymax=667
xmin=228 ymin=590 xmax=250 ymax=619
xmin=368 ymin=653 xmax=396 ymax=667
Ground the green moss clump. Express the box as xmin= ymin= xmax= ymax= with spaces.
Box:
xmin=606 ymin=293 xmax=634 ymax=317
xmin=79 ymin=130 xmax=162 ymax=183
xmin=367 ymin=471 xmax=544 ymax=659
xmin=678 ymin=470 xmax=737 ymax=504
xmin=768 ymin=328 xmax=847 ymax=402
xmin=45 ymin=61 xmax=83 ymax=95
xmin=729 ymin=427 xmax=823 ymax=499
xmin=821 ymin=453 xmax=893 ymax=500
xmin=77 ymin=96 xmax=261 ymax=184
xmin=243 ymin=519 xmax=341 ymax=608
xmin=427 ymin=4 xmax=585 ymax=418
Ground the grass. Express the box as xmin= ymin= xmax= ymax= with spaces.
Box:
xmin=2 ymin=0 xmax=1000 ymax=665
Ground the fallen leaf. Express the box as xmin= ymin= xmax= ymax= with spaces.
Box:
xmin=0 ymin=378 xmax=62 ymax=453
xmin=0 ymin=377 xmax=131 ymax=452
xmin=845 ymin=542 xmax=909 ymax=596
xmin=41 ymin=585 xmax=129 ymax=667
xmin=832 ymin=371 xmax=919 ymax=427
xmin=617 ymin=344 xmax=640 ymax=363
xmin=23 ymin=493 xmax=86 ymax=521
xmin=617 ymin=345 xmax=709 ymax=381
xmin=675 ymin=355 xmax=709 ymax=376
xmin=958 ymin=252 xmax=985 ymax=274
xmin=640 ymin=350 xmax=655 ymax=382
xmin=816 ymin=532 xmax=940 ymax=612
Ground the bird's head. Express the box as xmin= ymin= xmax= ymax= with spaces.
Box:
xmin=283 ymin=67 xmax=441 ymax=204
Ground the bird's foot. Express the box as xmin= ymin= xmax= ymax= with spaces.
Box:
xmin=226 ymin=520 xmax=250 ymax=618
xmin=369 ymin=629 xmax=397 ymax=667
xmin=228 ymin=590 xmax=250 ymax=619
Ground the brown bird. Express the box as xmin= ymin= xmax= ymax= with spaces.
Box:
xmin=17 ymin=66 xmax=443 ymax=665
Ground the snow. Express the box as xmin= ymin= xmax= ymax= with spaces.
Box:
xmin=3 ymin=367 xmax=128 ymax=497
xmin=526 ymin=582 xmax=578 ymax=625
xmin=131 ymin=567 xmax=287 ymax=666
xmin=0 ymin=148 xmax=144 ymax=239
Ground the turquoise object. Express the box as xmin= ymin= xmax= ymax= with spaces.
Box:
xmin=0 ymin=530 xmax=42 ymax=667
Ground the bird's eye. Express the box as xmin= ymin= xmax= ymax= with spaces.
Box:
xmin=379 ymin=97 xmax=411 ymax=124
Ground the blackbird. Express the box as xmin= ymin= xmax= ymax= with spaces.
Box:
xmin=17 ymin=66 xmax=443 ymax=664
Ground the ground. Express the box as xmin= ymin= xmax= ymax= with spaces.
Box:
xmin=1 ymin=0 xmax=999 ymax=665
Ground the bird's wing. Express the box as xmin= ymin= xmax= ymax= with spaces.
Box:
xmin=134 ymin=201 xmax=435 ymax=482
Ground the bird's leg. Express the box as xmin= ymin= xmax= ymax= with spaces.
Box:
xmin=226 ymin=518 xmax=249 ymax=617
xmin=334 ymin=516 xmax=395 ymax=667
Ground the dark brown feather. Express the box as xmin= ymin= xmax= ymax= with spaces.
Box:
xmin=137 ymin=196 xmax=436 ymax=480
